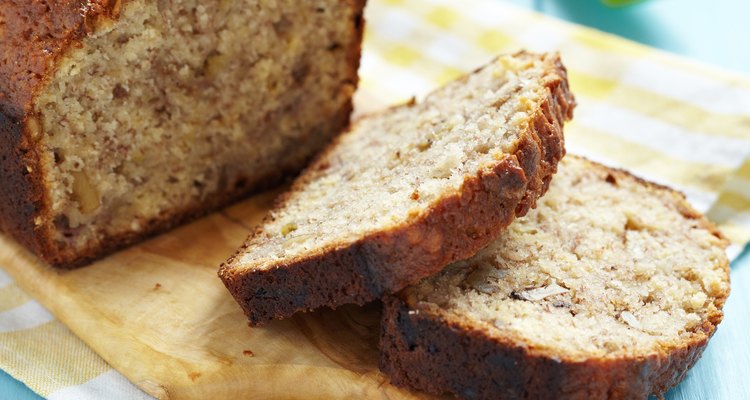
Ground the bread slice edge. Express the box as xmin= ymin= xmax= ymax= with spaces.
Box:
xmin=219 ymin=52 xmax=576 ymax=326
xmin=378 ymin=156 xmax=730 ymax=399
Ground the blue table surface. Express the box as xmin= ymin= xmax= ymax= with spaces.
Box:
xmin=3 ymin=1 xmax=750 ymax=398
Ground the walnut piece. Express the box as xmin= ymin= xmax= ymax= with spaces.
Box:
xmin=71 ymin=171 xmax=101 ymax=214
xmin=511 ymin=283 xmax=569 ymax=302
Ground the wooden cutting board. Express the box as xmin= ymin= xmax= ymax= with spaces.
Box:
xmin=0 ymin=91 xmax=438 ymax=399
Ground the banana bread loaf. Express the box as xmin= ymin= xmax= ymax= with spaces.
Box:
xmin=219 ymin=52 xmax=575 ymax=326
xmin=380 ymin=155 xmax=730 ymax=400
xmin=0 ymin=0 xmax=365 ymax=267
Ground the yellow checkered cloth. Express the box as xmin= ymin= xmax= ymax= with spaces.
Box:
xmin=2 ymin=0 xmax=749 ymax=398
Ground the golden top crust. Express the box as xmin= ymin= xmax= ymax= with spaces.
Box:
xmin=0 ymin=0 xmax=120 ymax=116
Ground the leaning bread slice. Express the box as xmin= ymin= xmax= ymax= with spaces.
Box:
xmin=380 ymin=155 xmax=730 ymax=400
xmin=219 ymin=51 xmax=575 ymax=325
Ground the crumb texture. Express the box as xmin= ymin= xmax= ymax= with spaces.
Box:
xmin=382 ymin=155 xmax=730 ymax=399
xmin=238 ymin=53 xmax=563 ymax=269
xmin=411 ymin=155 xmax=728 ymax=358
xmin=29 ymin=0 xmax=361 ymax=262
xmin=219 ymin=51 xmax=574 ymax=325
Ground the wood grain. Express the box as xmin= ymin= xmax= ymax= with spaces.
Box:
xmin=0 ymin=188 xmax=432 ymax=400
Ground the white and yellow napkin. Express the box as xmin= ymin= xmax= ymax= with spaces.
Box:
xmin=2 ymin=0 xmax=749 ymax=398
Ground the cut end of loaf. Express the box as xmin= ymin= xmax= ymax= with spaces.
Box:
xmin=220 ymin=51 xmax=575 ymax=325
xmin=25 ymin=0 xmax=363 ymax=266
xmin=381 ymin=155 xmax=730 ymax=399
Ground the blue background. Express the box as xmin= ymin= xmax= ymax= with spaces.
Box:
xmin=509 ymin=0 xmax=750 ymax=75
xmin=2 ymin=0 xmax=749 ymax=398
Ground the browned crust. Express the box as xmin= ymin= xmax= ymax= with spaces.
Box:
xmin=378 ymin=156 xmax=730 ymax=400
xmin=380 ymin=295 xmax=720 ymax=400
xmin=0 ymin=0 xmax=366 ymax=268
xmin=0 ymin=1 xmax=122 ymax=266
xmin=219 ymin=52 xmax=576 ymax=326
xmin=0 ymin=113 xmax=49 ymax=260
xmin=0 ymin=1 xmax=122 ymax=117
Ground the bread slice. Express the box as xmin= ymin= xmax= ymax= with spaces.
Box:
xmin=0 ymin=0 xmax=365 ymax=267
xmin=380 ymin=155 xmax=730 ymax=400
xmin=219 ymin=52 xmax=575 ymax=325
